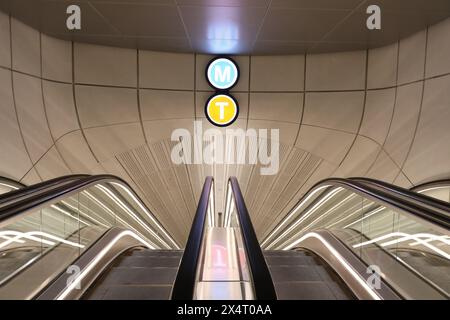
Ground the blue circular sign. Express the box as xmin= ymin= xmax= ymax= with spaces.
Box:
xmin=206 ymin=57 xmax=239 ymax=90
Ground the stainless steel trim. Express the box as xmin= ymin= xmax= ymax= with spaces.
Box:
xmin=37 ymin=227 xmax=151 ymax=300
xmin=290 ymin=229 xmax=401 ymax=300
xmin=262 ymin=178 xmax=450 ymax=248
xmin=0 ymin=179 xmax=122 ymax=229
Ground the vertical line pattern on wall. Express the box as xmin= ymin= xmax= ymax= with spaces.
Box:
xmin=70 ymin=41 xmax=100 ymax=164
xmin=330 ymin=48 xmax=370 ymax=177
xmin=293 ymin=53 xmax=307 ymax=146
xmin=8 ymin=15 xmax=42 ymax=183
xmin=39 ymin=32 xmax=74 ymax=175
xmin=395 ymin=27 xmax=430 ymax=185
xmin=136 ymin=49 xmax=148 ymax=145
xmin=362 ymin=41 xmax=403 ymax=181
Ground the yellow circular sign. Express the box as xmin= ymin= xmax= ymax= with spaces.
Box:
xmin=205 ymin=94 xmax=239 ymax=127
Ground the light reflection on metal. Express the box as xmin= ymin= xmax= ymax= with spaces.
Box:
xmin=269 ymin=187 xmax=342 ymax=250
xmin=284 ymin=231 xmax=382 ymax=300
xmin=95 ymin=185 xmax=171 ymax=249
xmin=261 ymin=185 xmax=331 ymax=248
xmin=0 ymin=182 xmax=20 ymax=191
xmin=353 ymin=232 xmax=450 ymax=260
xmin=0 ymin=230 xmax=85 ymax=249
xmin=110 ymin=182 xmax=179 ymax=249
xmin=195 ymin=227 xmax=254 ymax=300
xmin=57 ymin=229 xmax=155 ymax=300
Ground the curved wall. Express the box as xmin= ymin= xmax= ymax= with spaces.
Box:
xmin=1 ymin=11 xmax=449 ymax=243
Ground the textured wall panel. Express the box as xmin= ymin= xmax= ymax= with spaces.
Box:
xmin=1 ymin=16 xmax=449 ymax=242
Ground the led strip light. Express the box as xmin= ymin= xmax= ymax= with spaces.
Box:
xmin=260 ymin=185 xmax=331 ymax=248
xmin=284 ymin=232 xmax=381 ymax=300
xmin=57 ymin=229 xmax=155 ymax=300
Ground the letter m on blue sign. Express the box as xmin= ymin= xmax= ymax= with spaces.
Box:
xmin=215 ymin=65 xmax=231 ymax=83
xmin=207 ymin=58 xmax=238 ymax=90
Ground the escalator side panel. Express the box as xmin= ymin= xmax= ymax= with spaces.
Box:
xmin=83 ymin=249 xmax=183 ymax=300
xmin=264 ymin=250 xmax=355 ymax=300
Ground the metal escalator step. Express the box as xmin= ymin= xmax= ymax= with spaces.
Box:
xmin=126 ymin=249 xmax=183 ymax=257
xmin=269 ymin=265 xmax=322 ymax=282
xmin=115 ymin=256 xmax=182 ymax=268
xmin=313 ymin=265 xmax=343 ymax=282
xmin=98 ymin=267 xmax=178 ymax=286
xmin=326 ymin=281 xmax=355 ymax=300
xmin=264 ymin=250 xmax=310 ymax=257
xmin=87 ymin=285 xmax=173 ymax=300
xmin=265 ymin=256 xmax=317 ymax=266
xmin=265 ymin=250 xmax=355 ymax=300
xmin=273 ymin=281 xmax=340 ymax=300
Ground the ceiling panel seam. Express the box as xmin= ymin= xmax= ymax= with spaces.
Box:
xmin=311 ymin=0 xmax=369 ymax=51
xmin=251 ymin=0 xmax=273 ymax=50
xmin=174 ymin=0 xmax=193 ymax=51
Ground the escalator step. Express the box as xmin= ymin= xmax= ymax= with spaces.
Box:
xmin=126 ymin=249 xmax=183 ymax=257
xmin=269 ymin=266 xmax=322 ymax=282
xmin=274 ymin=282 xmax=344 ymax=300
xmin=264 ymin=250 xmax=355 ymax=299
xmin=97 ymin=267 xmax=178 ymax=286
xmin=115 ymin=256 xmax=182 ymax=268
xmin=264 ymin=250 xmax=310 ymax=257
xmin=265 ymin=256 xmax=318 ymax=266
xmin=86 ymin=285 xmax=173 ymax=300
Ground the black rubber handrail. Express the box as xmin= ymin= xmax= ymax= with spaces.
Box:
xmin=350 ymin=177 xmax=450 ymax=212
xmin=411 ymin=179 xmax=450 ymax=192
xmin=0 ymin=175 xmax=176 ymax=249
xmin=229 ymin=177 xmax=277 ymax=300
xmin=0 ymin=176 xmax=25 ymax=190
xmin=171 ymin=176 xmax=213 ymax=300
xmin=0 ymin=174 xmax=88 ymax=205
xmin=263 ymin=178 xmax=450 ymax=246
xmin=329 ymin=179 xmax=450 ymax=229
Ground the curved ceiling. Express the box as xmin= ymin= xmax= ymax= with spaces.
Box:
xmin=1 ymin=0 xmax=450 ymax=54
xmin=1 ymin=11 xmax=450 ymax=246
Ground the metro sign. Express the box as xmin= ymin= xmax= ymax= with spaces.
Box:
xmin=205 ymin=94 xmax=239 ymax=127
xmin=205 ymin=57 xmax=239 ymax=127
xmin=206 ymin=57 xmax=239 ymax=90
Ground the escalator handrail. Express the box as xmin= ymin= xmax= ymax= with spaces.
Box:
xmin=317 ymin=179 xmax=449 ymax=228
xmin=229 ymin=177 xmax=277 ymax=300
xmin=263 ymin=177 xmax=450 ymax=246
xmin=37 ymin=227 xmax=152 ymax=300
xmin=0 ymin=174 xmax=89 ymax=205
xmin=0 ymin=176 xmax=25 ymax=191
xmin=0 ymin=174 xmax=175 ymax=248
xmin=411 ymin=179 xmax=450 ymax=192
xmin=350 ymin=177 xmax=450 ymax=213
xmin=171 ymin=176 xmax=213 ymax=300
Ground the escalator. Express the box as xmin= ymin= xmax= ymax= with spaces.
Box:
xmin=83 ymin=249 xmax=183 ymax=300
xmin=264 ymin=250 xmax=354 ymax=300
xmin=0 ymin=177 xmax=24 ymax=195
xmin=257 ymin=178 xmax=450 ymax=300
xmin=0 ymin=175 xmax=182 ymax=299
xmin=0 ymin=173 xmax=448 ymax=300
